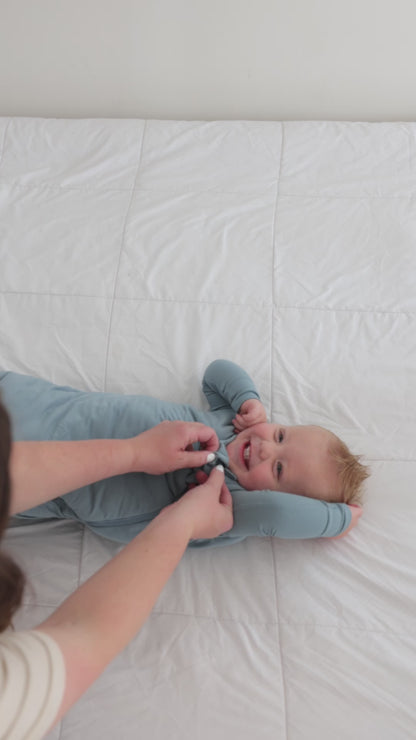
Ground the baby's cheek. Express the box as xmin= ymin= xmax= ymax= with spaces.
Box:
xmin=237 ymin=470 xmax=262 ymax=491
xmin=248 ymin=469 xmax=275 ymax=492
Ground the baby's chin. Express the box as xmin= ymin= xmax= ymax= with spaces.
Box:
xmin=231 ymin=470 xmax=259 ymax=492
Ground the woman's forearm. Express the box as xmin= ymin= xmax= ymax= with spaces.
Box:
xmin=33 ymin=466 xmax=231 ymax=728
xmin=36 ymin=505 xmax=192 ymax=724
xmin=9 ymin=438 xmax=135 ymax=515
xmin=9 ymin=421 xmax=219 ymax=515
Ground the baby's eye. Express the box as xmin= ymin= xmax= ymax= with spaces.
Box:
xmin=276 ymin=461 xmax=282 ymax=479
xmin=278 ymin=429 xmax=284 ymax=443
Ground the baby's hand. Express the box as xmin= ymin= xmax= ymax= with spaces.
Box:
xmin=233 ymin=398 xmax=267 ymax=432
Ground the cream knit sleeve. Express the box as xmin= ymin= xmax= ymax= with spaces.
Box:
xmin=0 ymin=630 xmax=65 ymax=740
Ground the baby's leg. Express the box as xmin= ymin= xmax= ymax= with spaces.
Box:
xmin=2 ymin=371 xmax=174 ymax=533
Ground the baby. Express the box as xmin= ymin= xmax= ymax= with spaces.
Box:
xmin=1 ymin=360 xmax=368 ymax=547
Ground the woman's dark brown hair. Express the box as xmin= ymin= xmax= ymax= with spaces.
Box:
xmin=0 ymin=397 xmax=25 ymax=631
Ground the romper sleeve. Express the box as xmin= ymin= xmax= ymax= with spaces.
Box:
xmin=0 ymin=629 xmax=65 ymax=740
xmin=190 ymin=488 xmax=351 ymax=548
xmin=202 ymin=359 xmax=261 ymax=412
xmin=229 ymin=488 xmax=352 ymax=539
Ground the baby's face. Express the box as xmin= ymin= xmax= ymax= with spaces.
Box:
xmin=226 ymin=422 xmax=340 ymax=501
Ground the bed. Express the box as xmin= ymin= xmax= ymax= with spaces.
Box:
xmin=1 ymin=117 xmax=415 ymax=739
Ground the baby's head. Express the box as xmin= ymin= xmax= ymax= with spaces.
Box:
xmin=226 ymin=422 xmax=368 ymax=504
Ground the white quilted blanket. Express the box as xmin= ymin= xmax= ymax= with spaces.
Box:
xmin=1 ymin=118 xmax=415 ymax=740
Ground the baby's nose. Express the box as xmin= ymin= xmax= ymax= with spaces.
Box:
xmin=259 ymin=440 xmax=274 ymax=460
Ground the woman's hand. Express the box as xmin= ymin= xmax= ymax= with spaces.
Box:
xmin=129 ymin=420 xmax=220 ymax=475
xmin=10 ymin=422 xmax=219 ymax=514
xmin=163 ymin=465 xmax=233 ymax=540
xmin=232 ymin=398 xmax=267 ymax=432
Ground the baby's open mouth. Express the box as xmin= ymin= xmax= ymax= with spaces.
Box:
xmin=243 ymin=441 xmax=251 ymax=469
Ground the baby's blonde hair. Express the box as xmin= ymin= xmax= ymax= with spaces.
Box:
xmin=328 ymin=434 xmax=370 ymax=506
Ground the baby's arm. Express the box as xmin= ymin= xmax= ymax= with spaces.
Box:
xmin=202 ymin=359 xmax=264 ymax=416
xmin=229 ymin=488 xmax=354 ymax=539
xmin=328 ymin=505 xmax=362 ymax=539
xmin=191 ymin=473 xmax=356 ymax=541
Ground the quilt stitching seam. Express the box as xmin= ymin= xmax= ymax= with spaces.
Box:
xmin=56 ymin=525 xmax=87 ymax=740
xmin=3 ymin=180 xmax=416 ymax=200
xmin=126 ymin=610 xmax=416 ymax=637
xmin=1 ymin=289 xmax=414 ymax=317
xmin=271 ymin=538 xmax=290 ymax=740
xmin=0 ymin=119 xmax=10 ymax=173
xmin=18 ymin=602 xmax=415 ymax=637
xmin=103 ymin=122 xmax=147 ymax=391
xmin=277 ymin=621 xmax=415 ymax=636
xmin=0 ymin=181 xmax=278 ymax=196
xmin=270 ymin=122 xmax=284 ymax=421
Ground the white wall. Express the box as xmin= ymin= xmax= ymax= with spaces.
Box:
xmin=1 ymin=0 xmax=416 ymax=121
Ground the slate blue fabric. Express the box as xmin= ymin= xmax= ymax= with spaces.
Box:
xmin=1 ymin=360 xmax=351 ymax=547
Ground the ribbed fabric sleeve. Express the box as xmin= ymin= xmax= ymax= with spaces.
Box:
xmin=0 ymin=630 xmax=65 ymax=740
xmin=202 ymin=359 xmax=261 ymax=412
